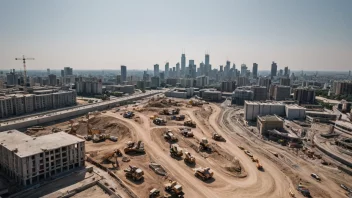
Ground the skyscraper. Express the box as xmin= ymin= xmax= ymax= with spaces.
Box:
xmin=284 ymin=66 xmax=289 ymax=77
xmin=181 ymin=54 xmax=186 ymax=77
xmin=48 ymin=74 xmax=57 ymax=86
xmin=271 ymin=62 xmax=277 ymax=78
xmin=121 ymin=65 xmax=127 ymax=82
xmin=64 ymin=67 xmax=73 ymax=76
xmin=252 ymin=63 xmax=258 ymax=78
xmin=165 ymin=62 xmax=169 ymax=78
xmin=205 ymin=54 xmax=210 ymax=76
xmin=176 ymin=62 xmax=180 ymax=77
xmin=241 ymin=64 xmax=247 ymax=76
xmin=154 ymin=64 xmax=159 ymax=77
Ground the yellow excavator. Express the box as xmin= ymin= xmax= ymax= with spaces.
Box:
xmin=101 ymin=149 xmax=122 ymax=169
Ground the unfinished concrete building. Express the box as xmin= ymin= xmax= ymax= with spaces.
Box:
xmin=0 ymin=130 xmax=85 ymax=186
xmin=257 ymin=115 xmax=284 ymax=136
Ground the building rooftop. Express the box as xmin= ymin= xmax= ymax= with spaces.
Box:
xmin=245 ymin=101 xmax=284 ymax=105
xmin=258 ymin=115 xmax=283 ymax=122
xmin=0 ymin=130 xmax=84 ymax=158
xmin=285 ymin=104 xmax=306 ymax=110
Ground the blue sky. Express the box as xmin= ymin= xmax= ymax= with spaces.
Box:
xmin=0 ymin=0 xmax=351 ymax=71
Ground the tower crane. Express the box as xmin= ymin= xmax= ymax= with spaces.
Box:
xmin=15 ymin=55 xmax=34 ymax=93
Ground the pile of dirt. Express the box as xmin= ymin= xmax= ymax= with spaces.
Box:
xmin=75 ymin=115 xmax=131 ymax=140
xmin=225 ymin=158 xmax=242 ymax=172
xmin=195 ymin=106 xmax=213 ymax=120
xmin=146 ymin=98 xmax=183 ymax=108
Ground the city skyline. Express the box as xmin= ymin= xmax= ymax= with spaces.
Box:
xmin=1 ymin=0 xmax=351 ymax=71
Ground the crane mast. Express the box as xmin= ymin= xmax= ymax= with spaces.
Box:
xmin=15 ymin=55 xmax=34 ymax=93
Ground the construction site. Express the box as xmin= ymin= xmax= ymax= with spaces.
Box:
xmin=1 ymin=95 xmax=352 ymax=198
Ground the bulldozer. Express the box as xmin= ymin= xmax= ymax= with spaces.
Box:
xmin=124 ymin=141 xmax=145 ymax=154
xmin=149 ymin=188 xmax=160 ymax=198
xmin=124 ymin=165 xmax=144 ymax=181
xmin=164 ymin=180 xmax=184 ymax=197
xmin=199 ymin=138 xmax=211 ymax=152
xmin=184 ymin=120 xmax=196 ymax=128
xmin=84 ymin=113 xmax=106 ymax=141
xmin=194 ymin=167 xmax=213 ymax=181
xmin=184 ymin=151 xmax=195 ymax=164
xmin=189 ymin=100 xmax=203 ymax=106
xmin=180 ymin=128 xmax=194 ymax=137
xmin=153 ymin=118 xmax=167 ymax=125
xmin=175 ymin=115 xmax=185 ymax=121
xmin=170 ymin=144 xmax=183 ymax=158
xmin=164 ymin=130 xmax=178 ymax=142
xmin=212 ymin=132 xmax=226 ymax=142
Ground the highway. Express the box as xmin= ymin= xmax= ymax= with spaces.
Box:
xmin=0 ymin=90 xmax=164 ymax=131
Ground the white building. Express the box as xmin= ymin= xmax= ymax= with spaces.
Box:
xmin=0 ymin=130 xmax=85 ymax=186
xmin=285 ymin=105 xmax=306 ymax=120
xmin=244 ymin=101 xmax=286 ymax=121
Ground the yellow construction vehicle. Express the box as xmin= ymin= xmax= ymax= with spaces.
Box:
xmin=199 ymin=138 xmax=211 ymax=152
xmin=184 ymin=120 xmax=196 ymax=128
xmin=164 ymin=130 xmax=178 ymax=142
xmin=124 ymin=165 xmax=144 ymax=181
xmin=124 ymin=141 xmax=145 ymax=154
xmin=212 ymin=132 xmax=226 ymax=142
xmin=164 ymin=180 xmax=184 ymax=197
xmin=153 ymin=118 xmax=167 ymax=125
xmin=184 ymin=151 xmax=195 ymax=164
xmin=170 ymin=144 xmax=183 ymax=158
xmin=101 ymin=149 xmax=122 ymax=168
xmin=194 ymin=167 xmax=213 ymax=181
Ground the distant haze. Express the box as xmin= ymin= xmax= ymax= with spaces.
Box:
xmin=0 ymin=0 xmax=351 ymax=71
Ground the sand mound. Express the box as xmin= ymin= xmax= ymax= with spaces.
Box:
xmin=225 ymin=158 xmax=242 ymax=173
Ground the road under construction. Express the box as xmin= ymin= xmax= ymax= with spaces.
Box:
xmin=7 ymin=96 xmax=352 ymax=198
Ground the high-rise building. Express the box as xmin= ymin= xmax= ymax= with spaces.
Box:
xmin=196 ymin=75 xmax=209 ymax=88
xmin=280 ymin=78 xmax=291 ymax=86
xmin=47 ymin=68 xmax=50 ymax=75
xmin=61 ymin=70 xmax=64 ymax=77
xmin=189 ymin=60 xmax=195 ymax=78
xmin=48 ymin=74 xmax=57 ymax=86
xmin=241 ymin=64 xmax=247 ymax=76
xmin=176 ymin=62 xmax=180 ymax=77
xmin=165 ymin=62 xmax=169 ymax=78
xmin=64 ymin=67 xmax=73 ymax=76
xmin=236 ymin=76 xmax=250 ymax=86
xmin=271 ymin=62 xmax=277 ymax=78
xmin=252 ymin=63 xmax=258 ymax=78
xmin=259 ymin=77 xmax=271 ymax=91
xmin=153 ymin=64 xmax=159 ymax=77
xmin=220 ymin=65 xmax=224 ymax=72
xmin=6 ymin=69 xmax=18 ymax=86
xmin=284 ymin=66 xmax=289 ymax=77
xmin=151 ymin=76 xmax=160 ymax=88
xmin=181 ymin=54 xmax=186 ymax=77
xmin=225 ymin=61 xmax=231 ymax=75
xmin=272 ymin=85 xmax=291 ymax=101
xmin=293 ymin=88 xmax=315 ymax=104
xmin=334 ymin=81 xmax=352 ymax=95
xmin=221 ymin=81 xmax=236 ymax=92
xmin=121 ymin=65 xmax=127 ymax=82
xmin=116 ymin=75 xmax=121 ymax=84
xmin=251 ymin=86 xmax=267 ymax=101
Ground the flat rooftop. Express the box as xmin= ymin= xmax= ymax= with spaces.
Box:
xmin=0 ymin=130 xmax=84 ymax=158
xmin=258 ymin=115 xmax=283 ymax=122
xmin=285 ymin=104 xmax=306 ymax=110
xmin=245 ymin=101 xmax=284 ymax=105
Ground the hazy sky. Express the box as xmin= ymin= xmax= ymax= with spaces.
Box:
xmin=1 ymin=0 xmax=351 ymax=71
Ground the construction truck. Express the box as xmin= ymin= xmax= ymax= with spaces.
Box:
xmin=170 ymin=144 xmax=183 ymax=158
xmin=124 ymin=165 xmax=144 ymax=181
xmin=194 ymin=167 xmax=213 ymax=181
xmin=184 ymin=151 xmax=196 ymax=164
xmin=256 ymin=161 xmax=263 ymax=170
xmin=189 ymin=100 xmax=203 ymax=106
xmin=149 ymin=188 xmax=160 ymax=198
xmin=297 ymin=184 xmax=311 ymax=197
xmin=199 ymin=138 xmax=211 ymax=152
xmin=124 ymin=141 xmax=145 ymax=154
xmin=244 ymin=150 xmax=253 ymax=158
xmin=184 ymin=120 xmax=196 ymax=128
xmin=164 ymin=130 xmax=178 ymax=142
xmin=164 ymin=180 xmax=184 ymax=197
xmin=212 ymin=132 xmax=226 ymax=142
xmin=175 ymin=115 xmax=185 ymax=121
xmin=123 ymin=111 xmax=135 ymax=118
xmin=180 ymin=128 xmax=194 ymax=137
xmin=153 ymin=118 xmax=167 ymax=125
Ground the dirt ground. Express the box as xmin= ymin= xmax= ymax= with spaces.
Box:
xmin=71 ymin=186 xmax=110 ymax=198
xmin=25 ymin=96 xmax=352 ymax=198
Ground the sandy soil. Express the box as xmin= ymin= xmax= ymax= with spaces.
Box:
xmin=71 ymin=186 xmax=110 ymax=198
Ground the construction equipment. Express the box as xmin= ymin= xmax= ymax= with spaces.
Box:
xmin=311 ymin=173 xmax=321 ymax=181
xmin=297 ymin=184 xmax=311 ymax=197
xmin=123 ymin=111 xmax=135 ymax=118
xmin=189 ymin=100 xmax=203 ymax=106
xmin=184 ymin=151 xmax=195 ymax=164
xmin=212 ymin=132 xmax=226 ymax=142
xmin=175 ymin=115 xmax=185 ymax=121
xmin=15 ymin=55 xmax=34 ymax=93
xmin=256 ymin=161 xmax=263 ymax=170
xmin=124 ymin=165 xmax=144 ymax=181
xmin=244 ymin=150 xmax=253 ymax=157
xmin=159 ymin=108 xmax=180 ymax=115
xmin=194 ymin=167 xmax=213 ymax=181
xmin=180 ymin=128 xmax=194 ymax=137
xmin=199 ymin=138 xmax=211 ymax=152
xmin=153 ymin=118 xmax=167 ymax=125
xmin=164 ymin=130 xmax=178 ymax=142
xmin=184 ymin=120 xmax=196 ymax=128
xmin=289 ymin=188 xmax=295 ymax=197
xmin=149 ymin=188 xmax=160 ymax=198
xmin=101 ymin=149 xmax=122 ymax=168
xmin=164 ymin=180 xmax=184 ymax=197
xmin=124 ymin=141 xmax=145 ymax=154
xmin=85 ymin=113 xmax=106 ymax=140
xmin=170 ymin=144 xmax=183 ymax=158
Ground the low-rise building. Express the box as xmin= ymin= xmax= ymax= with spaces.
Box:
xmin=202 ymin=90 xmax=222 ymax=101
xmin=244 ymin=101 xmax=286 ymax=121
xmin=257 ymin=115 xmax=284 ymax=136
xmin=105 ymin=85 xmax=135 ymax=94
xmin=285 ymin=105 xmax=306 ymax=120
xmin=0 ymin=130 xmax=85 ymax=186
xmin=306 ymin=111 xmax=337 ymax=123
